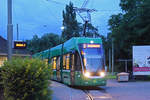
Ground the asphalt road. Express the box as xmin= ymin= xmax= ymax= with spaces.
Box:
xmin=51 ymin=80 xmax=150 ymax=100
xmin=103 ymin=80 xmax=150 ymax=100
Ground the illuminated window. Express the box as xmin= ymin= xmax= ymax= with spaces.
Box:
xmin=81 ymin=51 xmax=86 ymax=55
xmin=52 ymin=57 xmax=56 ymax=70
xmin=72 ymin=54 xmax=74 ymax=67
xmin=0 ymin=56 xmax=7 ymax=67
xmin=63 ymin=55 xmax=66 ymax=69
xmin=83 ymin=58 xmax=87 ymax=67
xmin=66 ymin=54 xmax=70 ymax=70
xmin=56 ymin=57 xmax=60 ymax=70
xmin=71 ymin=54 xmax=75 ymax=70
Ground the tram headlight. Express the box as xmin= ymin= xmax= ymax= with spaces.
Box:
xmin=84 ymin=72 xmax=90 ymax=77
xmin=100 ymin=72 xmax=105 ymax=77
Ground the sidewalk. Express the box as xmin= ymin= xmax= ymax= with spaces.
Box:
xmin=51 ymin=81 xmax=87 ymax=100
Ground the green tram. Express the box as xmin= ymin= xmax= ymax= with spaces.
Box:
xmin=33 ymin=37 xmax=107 ymax=86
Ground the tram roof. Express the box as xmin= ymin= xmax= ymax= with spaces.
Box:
xmin=50 ymin=37 xmax=102 ymax=57
xmin=50 ymin=44 xmax=63 ymax=57
xmin=33 ymin=37 xmax=102 ymax=58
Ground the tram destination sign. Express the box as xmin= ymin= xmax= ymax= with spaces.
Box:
xmin=83 ymin=44 xmax=101 ymax=48
xmin=14 ymin=41 xmax=27 ymax=49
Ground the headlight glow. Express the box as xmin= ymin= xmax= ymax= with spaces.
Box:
xmin=84 ymin=72 xmax=90 ymax=77
xmin=100 ymin=72 xmax=105 ymax=77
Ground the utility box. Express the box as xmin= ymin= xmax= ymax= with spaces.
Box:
xmin=117 ymin=72 xmax=129 ymax=82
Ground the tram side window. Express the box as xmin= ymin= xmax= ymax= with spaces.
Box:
xmin=63 ymin=55 xmax=66 ymax=69
xmin=75 ymin=52 xmax=82 ymax=71
xmin=52 ymin=57 xmax=57 ymax=70
xmin=71 ymin=54 xmax=75 ymax=70
xmin=63 ymin=54 xmax=70 ymax=70
xmin=56 ymin=57 xmax=60 ymax=70
xmin=66 ymin=54 xmax=70 ymax=70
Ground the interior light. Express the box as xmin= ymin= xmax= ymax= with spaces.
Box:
xmin=83 ymin=44 xmax=86 ymax=48
xmin=83 ymin=58 xmax=87 ymax=66
xmin=81 ymin=51 xmax=84 ymax=55
xmin=84 ymin=72 xmax=90 ymax=77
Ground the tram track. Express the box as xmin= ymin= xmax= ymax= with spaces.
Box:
xmin=82 ymin=90 xmax=94 ymax=100
xmin=82 ymin=87 xmax=113 ymax=100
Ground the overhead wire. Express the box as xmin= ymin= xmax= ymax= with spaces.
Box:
xmin=44 ymin=0 xmax=64 ymax=26
xmin=13 ymin=0 xmax=122 ymax=37
xmin=46 ymin=0 xmax=66 ymax=6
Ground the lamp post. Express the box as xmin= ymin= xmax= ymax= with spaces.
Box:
xmin=7 ymin=0 xmax=13 ymax=60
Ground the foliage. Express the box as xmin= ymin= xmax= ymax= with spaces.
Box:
xmin=107 ymin=0 xmax=150 ymax=72
xmin=106 ymin=74 xmax=117 ymax=79
xmin=61 ymin=2 xmax=100 ymax=42
xmin=0 ymin=68 xmax=2 ymax=88
xmin=26 ymin=33 xmax=60 ymax=54
xmin=84 ymin=23 xmax=100 ymax=37
xmin=61 ymin=2 xmax=81 ymax=42
xmin=1 ymin=58 xmax=52 ymax=100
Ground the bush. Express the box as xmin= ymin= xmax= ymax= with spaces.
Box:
xmin=1 ymin=58 xmax=52 ymax=100
xmin=0 ymin=68 xmax=2 ymax=87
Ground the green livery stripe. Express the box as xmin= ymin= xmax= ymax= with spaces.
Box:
xmin=62 ymin=70 xmax=71 ymax=85
xmin=52 ymin=70 xmax=57 ymax=80
xmin=51 ymin=70 xmax=106 ymax=86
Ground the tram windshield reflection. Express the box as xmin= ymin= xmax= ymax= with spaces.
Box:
xmin=79 ymin=44 xmax=104 ymax=73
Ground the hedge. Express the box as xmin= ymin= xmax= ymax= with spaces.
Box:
xmin=0 ymin=68 xmax=2 ymax=87
xmin=1 ymin=58 xmax=52 ymax=100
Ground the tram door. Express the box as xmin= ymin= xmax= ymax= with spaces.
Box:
xmin=56 ymin=57 xmax=61 ymax=82
xmin=70 ymin=54 xmax=75 ymax=85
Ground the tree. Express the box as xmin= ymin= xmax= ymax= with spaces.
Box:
xmin=61 ymin=2 xmax=102 ymax=41
xmin=107 ymin=0 xmax=150 ymax=72
xmin=85 ymin=23 xmax=99 ymax=37
xmin=26 ymin=33 xmax=60 ymax=54
xmin=39 ymin=33 xmax=60 ymax=51
xmin=61 ymin=2 xmax=81 ymax=42
xmin=26 ymin=35 xmax=40 ymax=54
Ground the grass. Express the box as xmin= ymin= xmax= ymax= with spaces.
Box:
xmin=106 ymin=73 xmax=117 ymax=79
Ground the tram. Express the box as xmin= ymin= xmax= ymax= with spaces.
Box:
xmin=33 ymin=37 xmax=107 ymax=86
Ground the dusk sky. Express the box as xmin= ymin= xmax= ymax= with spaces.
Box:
xmin=0 ymin=0 xmax=121 ymax=40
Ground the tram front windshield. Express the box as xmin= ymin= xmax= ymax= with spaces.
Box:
xmin=79 ymin=44 xmax=104 ymax=73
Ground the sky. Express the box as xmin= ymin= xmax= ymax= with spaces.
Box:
xmin=0 ymin=0 xmax=121 ymax=40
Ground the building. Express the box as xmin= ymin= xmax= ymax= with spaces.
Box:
xmin=0 ymin=36 xmax=31 ymax=66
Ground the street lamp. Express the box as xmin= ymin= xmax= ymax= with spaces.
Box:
xmin=60 ymin=26 xmax=65 ymax=30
